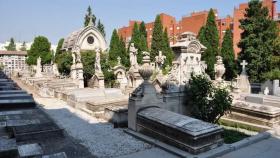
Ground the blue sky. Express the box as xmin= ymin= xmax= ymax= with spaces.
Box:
xmin=0 ymin=0 xmax=279 ymax=45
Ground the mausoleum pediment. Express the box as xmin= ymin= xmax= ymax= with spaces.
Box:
xmin=62 ymin=25 xmax=107 ymax=52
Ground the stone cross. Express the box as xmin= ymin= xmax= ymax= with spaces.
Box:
xmin=240 ymin=60 xmax=248 ymax=74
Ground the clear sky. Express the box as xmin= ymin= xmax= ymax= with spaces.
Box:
xmin=0 ymin=0 xmax=279 ymax=45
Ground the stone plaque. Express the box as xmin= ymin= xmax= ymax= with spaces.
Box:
xmin=18 ymin=143 xmax=43 ymax=157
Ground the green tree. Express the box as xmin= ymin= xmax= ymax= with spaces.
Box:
xmin=20 ymin=41 xmax=27 ymax=51
xmin=81 ymin=51 xmax=96 ymax=83
xmin=221 ymin=29 xmax=236 ymax=81
xmin=84 ymin=6 xmax=96 ymax=27
xmin=238 ymin=0 xmax=279 ymax=82
xmin=5 ymin=38 xmax=16 ymax=51
xmin=151 ymin=15 xmax=164 ymax=61
xmin=199 ymin=9 xmax=219 ymax=79
xmin=101 ymin=52 xmax=115 ymax=87
xmin=108 ymin=29 xmax=121 ymax=66
xmin=162 ymin=28 xmax=174 ymax=68
xmin=119 ymin=36 xmax=130 ymax=68
xmin=139 ymin=21 xmax=147 ymax=39
xmin=55 ymin=38 xmax=64 ymax=60
xmin=187 ymin=74 xmax=232 ymax=123
xmin=97 ymin=19 xmax=106 ymax=38
xmin=26 ymin=36 xmax=52 ymax=65
xmin=56 ymin=51 xmax=72 ymax=75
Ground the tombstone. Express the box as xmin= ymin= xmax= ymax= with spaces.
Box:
xmin=35 ymin=57 xmax=43 ymax=78
xmin=18 ymin=143 xmax=43 ymax=158
xmin=70 ymin=45 xmax=84 ymax=88
xmin=113 ymin=57 xmax=127 ymax=90
xmin=88 ymin=49 xmax=104 ymax=89
xmin=52 ymin=63 xmax=60 ymax=76
xmin=237 ymin=60 xmax=251 ymax=93
xmin=128 ymin=51 xmax=223 ymax=154
xmin=261 ymin=80 xmax=273 ymax=95
xmin=214 ymin=56 xmax=225 ymax=82
xmin=273 ymin=80 xmax=280 ymax=96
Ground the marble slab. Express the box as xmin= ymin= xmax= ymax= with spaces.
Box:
xmin=42 ymin=152 xmax=67 ymax=158
xmin=18 ymin=143 xmax=43 ymax=158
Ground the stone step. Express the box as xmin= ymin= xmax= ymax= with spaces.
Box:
xmin=0 ymin=138 xmax=18 ymax=158
xmin=13 ymin=122 xmax=64 ymax=142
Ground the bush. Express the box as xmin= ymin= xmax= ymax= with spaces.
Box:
xmin=263 ymin=69 xmax=280 ymax=80
xmin=56 ymin=52 xmax=72 ymax=76
xmin=187 ymin=74 xmax=233 ymax=123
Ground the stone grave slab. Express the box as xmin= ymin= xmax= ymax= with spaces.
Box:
xmin=137 ymin=107 xmax=223 ymax=154
xmin=13 ymin=122 xmax=64 ymax=142
xmin=0 ymin=138 xmax=18 ymax=158
xmin=18 ymin=143 xmax=43 ymax=158
xmin=6 ymin=119 xmax=41 ymax=127
xmin=0 ymin=94 xmax=36 ymax=109
xmin=245 ymin=94 xmax=280 ymax=107
xmin=42 ymin=152 xmax=67 ymax=158
xmin=0 ymin=90 xmax=27 ymax=95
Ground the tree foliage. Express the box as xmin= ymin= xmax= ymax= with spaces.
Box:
xmin=187 ymin=74 xmax=232 ymax=123
xmin=5 ymin=38 xmax=16 ymax=51
xmin=108 ymin=29 xmax=129 ymax=68
xmin=97 ymin=19 xmax=106 ymax=38
xmin=84 ymin=6 xmax=96 ymax=27
xmin=238 ymin=0 xmax=279 ymax=82
xmin=26 ymin=36 xmax=52 ymax=65
xmin=151 ymin=15 xmax=174 ymax=68
xmin=199 ymin=9 xmax=219 ymax=79
xmin=221 ymin=29 xmax=237 ymax=81
xmin=55 ymin=38 xmax=64 ymax=62
xmin=130 ymin=22 xmax=148 ymax=64
xmin=56 ymin=51 xmax=72 ymax=76
xmin=81 ymin=51 xmax=96 ymax=83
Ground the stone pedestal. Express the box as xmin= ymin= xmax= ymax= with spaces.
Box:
xmin=76 ymin=63 xmax=84 ymax=88
xmin=273 ymin=80 xmax=280 ymax=96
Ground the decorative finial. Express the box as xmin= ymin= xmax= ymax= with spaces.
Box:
xmin=139 ymin=51 xmax=153 ymax=81
xmin=88 ymin=14 xmax=94 ymax=26
xmin=117 ymin=56 xmax=121 ymax=65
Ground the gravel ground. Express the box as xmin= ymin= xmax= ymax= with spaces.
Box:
xmin=35 ymin=97 xmax=152 ymax=158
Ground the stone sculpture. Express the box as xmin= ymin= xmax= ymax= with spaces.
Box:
xmin=35 ymin=57 xmax=42 ymax=77
xmin=129 ymin=43 xmax=138 ymax=69
xmin=214 ymin=56 xmax=225 ymax=82
xmin=155 ymin=51 xmax=166 ymax=73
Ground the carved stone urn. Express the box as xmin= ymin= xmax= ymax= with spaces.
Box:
xmin=138 ymin=52 xmax=153 ymax=82
xmin=214 ymin=56 xmax=225 ymax=82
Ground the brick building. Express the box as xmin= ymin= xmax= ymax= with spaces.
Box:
xmin=118 ymin=0 xmax=278 ymax=58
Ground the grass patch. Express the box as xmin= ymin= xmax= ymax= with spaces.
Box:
xmin=222 ymin=128 xmax=250 ymax=144
xmin=218 ymin=119 xmax=262 ymax=132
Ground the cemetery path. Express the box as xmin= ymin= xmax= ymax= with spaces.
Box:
xmin=33 ymin=97 xmax=153 ymax=158
xmin=218 ymin=135 xmax=280 ymax=158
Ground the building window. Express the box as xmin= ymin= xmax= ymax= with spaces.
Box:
xmin=177 ymin=27 xmax=180 ymax=30
xmin=170 ymin=27 xmax=173 ymax=30
xmin=87 ymin=36 xmax=94 ymax=44
xmin=222 ymin=22 xmax=226 ymax=26
xmin=149 ymin=28 xmax=152 ymax=31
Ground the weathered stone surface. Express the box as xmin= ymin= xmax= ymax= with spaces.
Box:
xmin=137 ymin=107 xmax=223 ymax=154
xmin=42 ymin=152 xmax=67 ymax=158
xmin=0 ymin=138 xmax=18 ymax=158
xmin=245 ymin=94 xmax=280 ymax=107
xmin=18 ymin=143 xmax=43 ymax=158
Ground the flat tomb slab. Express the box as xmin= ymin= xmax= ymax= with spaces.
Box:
xmin=137 ymin=107 xmax=223 ymax=154
xmin=13 ymin=122 xmax=64 ymax=142
xmin=0 ymin=90 xmax=28 ymax=95
xmin=0 ymin=97 xmax=36 ymax=110
xmin=0 ymin=138 xmax=18 ymax=158
xmin=226 ymin=101 xmax=280 ymax=128
xmin=18 ymin=143 xmax=43 ymax=158
xmin=245 ymin=94 xmax=280 ymax=107
xmin=42 ymin=152 xmax=67 ymax=158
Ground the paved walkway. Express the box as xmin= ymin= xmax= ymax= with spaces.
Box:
xmin=218 ymin=136 xmax=280 ymax=158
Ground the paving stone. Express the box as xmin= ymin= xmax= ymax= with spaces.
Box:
xmin=42 ymin=152 xmax=67 ymax=158
xmin=18 ymin=143 xmax=43 ymax=158
xmin=0 ymin=138 xmax=18 ymax=158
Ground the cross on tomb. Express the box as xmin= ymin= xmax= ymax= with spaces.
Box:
xmin=117 ymin=56 xmax=121 ymax=65
xmin=240 ymin=60 xmax=248 ymax=74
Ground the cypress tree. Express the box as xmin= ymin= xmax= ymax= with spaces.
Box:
xmin=84 ymin=6 xmax=96 ymax=27
xmin=151 ymin=15 xmax=165 ymax=62
xmin=119 ymin=36 xmax=130 ymax=68
xmin=139 ymin=21 xmax=147 ymax=39
xmin=108 ymin=29 xmax=120 ymax=66
xmin=97 ymin=19 xmax=106 ymax=38
xmin=5 ymin=38 xmax=16 ymax=51
xmin=163 ymin=28 xmax=174 ymax=67
xmin=199 ymin=9 xmax=219 ymax=79
xmin=55 ymin=39 xmax=64 ymax=58
xmin=221 ymin=29 xmax=236 ymax=81
xmin=238 ymin=0 xmax=279 ymax=82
